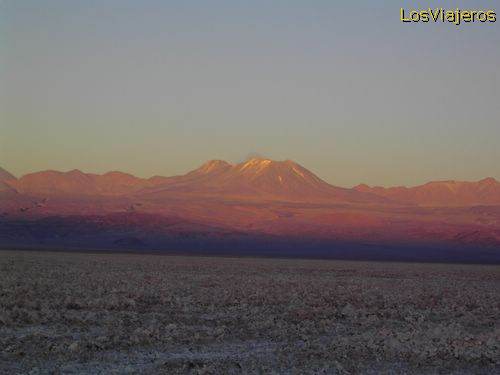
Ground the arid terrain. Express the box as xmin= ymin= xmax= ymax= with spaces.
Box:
xmin=2 ymin=159 xmax=500 ymax=262
xmin=0 ymin=250 xmax=498 ymax=374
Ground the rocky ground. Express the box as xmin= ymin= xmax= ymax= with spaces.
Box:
xmin=0 ymin=250 xmax=498 ymax=374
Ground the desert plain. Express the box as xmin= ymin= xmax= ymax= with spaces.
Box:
xmin=0 ymin=250 xmax=498 ymax=374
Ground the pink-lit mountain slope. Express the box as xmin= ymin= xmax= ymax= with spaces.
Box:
xmin=139 ymin=158 xmax=386 ymax=203
xmin=5 ymin=160 xmax=500 ymax=206
xmin=10 ymin=170 xmax=156 ymax=196
xmin=355 ymin=178 xmax=500 ymax=206
xmin=5 ymin=159 xmax=384 ymax=203
xmin=0 ymin=167 xmax=16 ymax=182
xmin=0 ymin=181 xmax=16 ymax=194
xmin=0 ymin=167 xmax=17 ymax=194
xmin=8 ymin=161 xmax=234 ymax=197
xmin=2 ymin=162 xmax=500 ymax=255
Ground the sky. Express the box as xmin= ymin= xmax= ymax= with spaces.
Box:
xmin=1 ymin=0 xmax=499 ymax=187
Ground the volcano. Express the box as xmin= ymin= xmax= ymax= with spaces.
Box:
xmin=5 ymin=160 xmax=500 ymax=206
xmin=2 ymin=160 xmax=500 ymax=260
xmin=140 ymin=158 xmax=385 ymax=203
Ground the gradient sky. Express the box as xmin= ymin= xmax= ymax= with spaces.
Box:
xmin=1 ymin=0 xmax=499 ymax=187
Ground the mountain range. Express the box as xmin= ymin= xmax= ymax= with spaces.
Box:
xmin=3 ymin=159 xmax=500 ymax=206
xmin=355 ymin=178 xmax=500 ymax=206
xmin=1 ymin=159 xmax=500 ymax=262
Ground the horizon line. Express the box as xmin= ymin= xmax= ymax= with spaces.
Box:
xmin=2 ymin=159 xmax=498 ymax=190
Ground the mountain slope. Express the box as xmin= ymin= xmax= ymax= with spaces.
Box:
xmin=0 ymin=181 xmax=17 ymax=194
xmin=10 ymin=161 xmax=235 ymax=197
xmin=0 ymin=167 xmax=18 ymax=194
xmin=6 ymin=160 xmax=500 ymax=206
xmin=2 ymin=160 xmax=500 ymax=256
xmin=0 ymin=167 xmax=16 ymax=182
xmin=12 ymin=170 xmax=98 ymax=196
xmin=354 ymin=178 xmax=500 ymax=206
xmin=11 ymin=169 xmax=155 ymax=196
xmin=140 ymin=158 xmax=387 ymax=203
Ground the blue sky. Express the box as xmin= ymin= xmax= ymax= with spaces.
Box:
xmin=1 ymin=0 xmax=499 ymax=186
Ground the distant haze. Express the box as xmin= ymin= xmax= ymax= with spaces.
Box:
xmin=1 ymin=1 xmax=499 ymax=187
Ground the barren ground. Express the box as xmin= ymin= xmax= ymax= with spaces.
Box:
xmin=0 ymin=250 xmax=498 ymax=374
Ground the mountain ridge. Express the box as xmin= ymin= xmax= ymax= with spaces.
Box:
xmin=354 ymin=177 xmax=500 ymax=206
xmin=136 ymin=158 xmax=387 ymax=203
xmin=2 ymin=160 xmax=500 ymax=257
xmin=0 ymin=167 xmax=16 ymax=182
xmin=3 ymin=160 xmax=500 ymax=206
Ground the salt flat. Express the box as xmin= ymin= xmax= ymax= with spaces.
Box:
xmin=0 ymin=250 xmax=498 ymax=374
